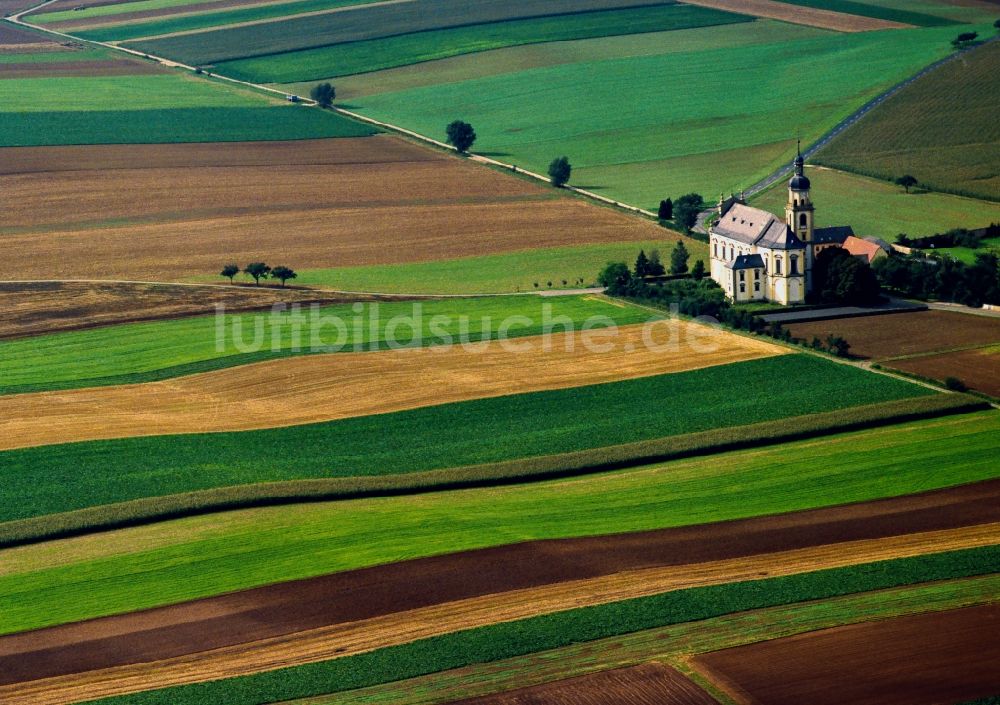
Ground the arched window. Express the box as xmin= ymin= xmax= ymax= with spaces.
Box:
xmin=799 ymin=213 xmax=808 ymax=227
xmin=713 ymin=241 xmax=718 ymax=257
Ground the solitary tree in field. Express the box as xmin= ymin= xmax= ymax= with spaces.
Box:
xmin=951 ymin=31 xmax=978 ymax=47
xmin=691 ymin=259 xmax=706 ymax=280
xmin=895 ymin=174 xmax=919 ymax=193
xmin=244 ymin=262 xmax=271 ymax=286
xmin=310 ymin=82 xmax=335 ymax=108
xmin=658 ymin=198 xmax=673 ymax=220
xmin=548 ymin=156 xmax=572 ymax=187
xmin=446 ymin=120 xmax=476 ymax=153
xmin=271 ymin=266 xmax=297 ymax=288
xmin=220 ymin=263 xmax=239 ymax=284
xmin=670 ymin=240 xmax=690 ymax=275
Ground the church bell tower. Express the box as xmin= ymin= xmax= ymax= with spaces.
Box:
xmin=785 ymin=141 xmax=814 ymax=242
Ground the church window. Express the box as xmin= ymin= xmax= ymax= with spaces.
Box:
xmin=799 ymin=213 xmax=807 ymax=227
xmin=713 ymin=241 xmax=718 ymax=257
xmin=790 ymin=255 xmax=799 ymax=275
xmin=739 ymin=283 xmax=746 ymax=293
xmin=754 ymin=282 xmax=760 ymax=292
xmin=739 ymin=271 xmax=745 ymax=282
xmin=775 ymin=256 xmax=782 ymax=275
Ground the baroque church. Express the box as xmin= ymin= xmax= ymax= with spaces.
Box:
xmin=709 ymin=146 xmax=855 ymax=305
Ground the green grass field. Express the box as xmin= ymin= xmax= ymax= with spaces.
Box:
xmin=753 ymin=167 xmax=1000 ymax=241
xmin=0 ymin=49 xmax=109 ymax=64
xmin=31 ymin=0 xmax=241 ymax=23
xmin=816 ymin=41 xmax=1000 ymax=202
xmin=0 ymin=296 xmax=646 ymax=394
xmin=0 ymin=355 xmax=932 ymax=524
xmin=326 ymin=574 xmax=1000 ymax=705
xmin=212 ymin=4 xmax=749 ymax=83
xmin=933 ymin=237 xmax=1000 ymax=265
xmin=0 ymin=71 xmax=374 ymax=145
xmin=289 ymin=241 xmax=708 ymax=295
xmin=0 ymin=410 xmax=993 ymax=635
xmin=340 ymin=24 xmax=965 ymax=210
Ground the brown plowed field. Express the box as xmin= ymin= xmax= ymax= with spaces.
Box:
xmin=448 ymin=663 xmax=719 ymax=705
xmin=0 ymin=136 xmax=681 ymax=281
xmin=889 ymin=347 xmax=1000 ymax=398
xmin=0 ymin=24 xmax=58 ymax=45
xmin=785 ymin=310 xmax=1000 ymax=360
xmin=3 ymin=523 xmax=996 ymax=705
xmin=0 ymin=480 xmax=996 ymax=696
xmin=0 ymin=59 xmax=167 ymax=77
xmin=681 ymin=0 xmax=907 ymax=30
xmin=693 ymin=604 xmax=1000 ymax=705
xmin=0 ymin=322 xmax=785 ymax=449
xmin=0 ymin=281 xmax=410 ymax=339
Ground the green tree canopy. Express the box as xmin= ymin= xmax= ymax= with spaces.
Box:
xmin=671 ymin=240 xmax=690 ymax=275
xmin=814 ymin=248 xmax=880 ymax=306
xmin=445 ymin=120 xmax=476 ymax=152
xmin=691 ymin=259 xmax=706 ymax=280
xmin=648 ymin=249 xmax=666 ymax=277
xmin=271 ymin=266 xmax=297 ymax=288
xmin=673 ymin=193 xmax=704 ymax=232
xmin=634 ymin=250 xmax=650 ymax=278
xmin=658 ymin=198 xmax=673 ymax=220
xmin=597 ymin=262 xmax=632 ymax=294
xmin=220 ymin=263 xmax=239 ymax=283
xmin=310 ymin=83 xmax=335 ymax=108
xmin=895 ymin=174 xmax=918 ymax=193
xmin=548 ymin=156 xmax=572 ymax=187
xmin=243 ymin=262 xmax=271 ymax=286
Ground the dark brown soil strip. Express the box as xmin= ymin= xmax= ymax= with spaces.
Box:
xmin=448 ymin=663 xmax=719 ymax=705
xmin=0 ymin=281 xmax=421 ymax=339
xmin=0 ymin=59 xmax=167 ymax=77
xmin=0 ymin=24 xmax=57 ymax=44
xmin=2 ymin=480 xmax=999 ymax=686
xmin=694 ymin=603 xmax=1000 ymax=705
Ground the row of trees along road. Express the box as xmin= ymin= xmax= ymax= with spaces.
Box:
xmin=220 ymin=263 xmax=298 ymax=287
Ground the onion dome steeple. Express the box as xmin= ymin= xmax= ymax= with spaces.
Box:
xmin=789 ymin=139 xmax=810 ymax=191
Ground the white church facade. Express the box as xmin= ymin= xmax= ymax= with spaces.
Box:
xmin=709 ymin=147 xmax=853 ymax=305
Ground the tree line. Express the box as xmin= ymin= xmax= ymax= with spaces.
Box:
xmin=220 ymin=263 xmax=298 ymax=287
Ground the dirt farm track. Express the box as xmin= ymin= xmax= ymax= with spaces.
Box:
xmin=694 ymin=603 xmax=1000 ymax=705
xmin=0 ymin=479 xmax=997 ymax=700
xmin=0 ymin=137 xmax=676 ymax=281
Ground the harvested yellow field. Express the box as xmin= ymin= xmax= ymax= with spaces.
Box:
xmin=0 ymin=322 xmax=786 ymax=450
xmin=4 ymin=522 xmax=993 ymax=705
xmin=682 ymin=0 xmax=909 ymax=30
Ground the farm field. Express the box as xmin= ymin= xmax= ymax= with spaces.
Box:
xmin=0 ymin=320 xmax=787 ymax=449
xmin=1 ymin=410 xmax=995 ymax=635
xmin=0 ymin=281 xmax=393 ymax=339
xmin=125 ymin=0 xmax=685 ymax=66
xmin=754 ymin=0 xmax=961 ymax=26
xmin=339 ymin=23 xmax=970 ymax=210
xmin=0 ymin=353 xmax=938 ymax=524
xmin=0 ymin=136 xmax=687 ymax=282
xmin=753 ymin=166 xmax=1000 ymax=240
xmin=313 ymin=572 xmax=1000 ymax=705
xmin=0 ymin=295 xmax=651 ymax=393
xmin=6 ymin=483 xmax=994 ymax=690
xmin=211 ymin=4 xmax=751 ymax=83
xmin=693 ymin=603 xmax=1000 ymax=705
xmin=816 ymin=39 xmax=1000 ymax=201
xmin=2 ymin=541 xmax=996 ymax=704
xmin=445 ymin=663 xmax=718 ymax=705
xmin=784 ymin=309 xmax=1000 ymax=396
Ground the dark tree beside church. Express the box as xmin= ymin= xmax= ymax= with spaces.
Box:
xmin=446 ymin=120 xmax=476 ymax=153
xmin=691 ymin=259 xmax=706 ymax=280
xmin=670 ymin=240 xmax=690 ymax=275
xmin=813 ymin=248 xmax=880 ymax=306
xmin=673 ymin=193 xmax=704 ymax=232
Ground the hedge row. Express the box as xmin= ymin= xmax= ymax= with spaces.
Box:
xmin=84 ymin=544 xmax=1000 ymax=705
xmin=1 ymin=393 xmax=986 ymax=548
